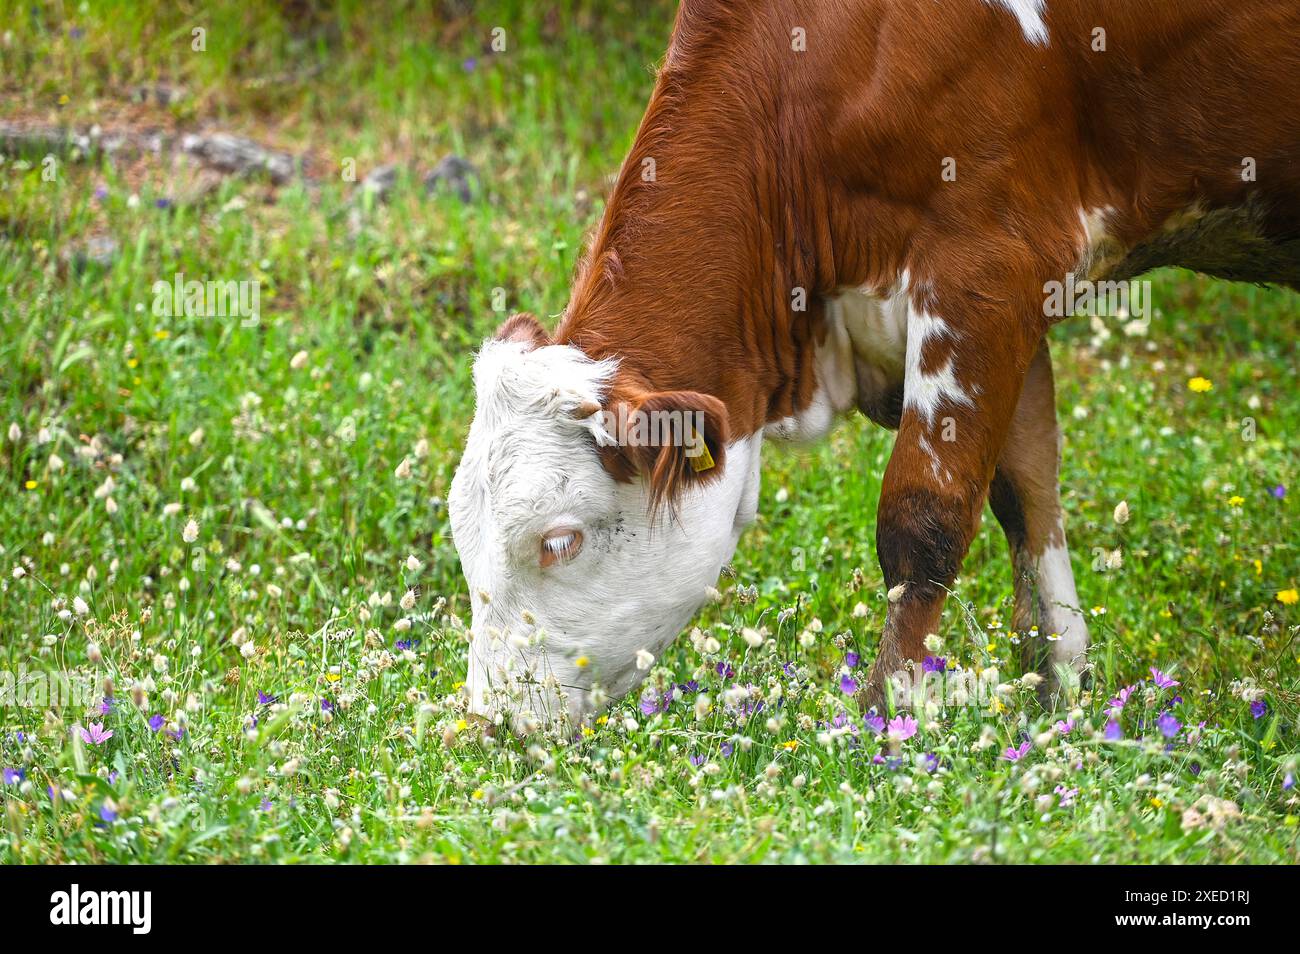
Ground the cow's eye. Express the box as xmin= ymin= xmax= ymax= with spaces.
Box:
xmin=540 ymin=528 xmax=583 ymax=567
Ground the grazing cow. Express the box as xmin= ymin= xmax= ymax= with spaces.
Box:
xmin=450 ymin=0 xmax=1300 ymax=724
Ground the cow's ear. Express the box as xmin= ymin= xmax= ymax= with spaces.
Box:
xmin=494 ymin=311 xmax=550 ymax=350
xmin=597 ymin=390 xmax=729 ymax=515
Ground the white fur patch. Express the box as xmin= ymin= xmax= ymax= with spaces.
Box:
xmin=984 ymin=0 xmax=1049 ymax=45
xmin=1037 ymin=540 xmax=1089 ymax=672
xmin=904 ymin=307 xmax=973 ymax=427
xmin=765 ymin=296 xmax=858 ymax=443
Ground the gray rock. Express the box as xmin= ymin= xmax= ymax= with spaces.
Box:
xmin=423 ymin=155 xmax=477 ymax=203
xmin=361 ymin=163 xmax=400 ymax=200
xmin=179 ymin=133 xmax=296 ymax=184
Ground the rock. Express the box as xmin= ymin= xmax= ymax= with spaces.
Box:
xmin=61 ymin=235 xmax=120 ymax=272
xmin=361 ymin=163 xmax=400 ymax=201
xmin=423 ymin=155 xmax=477 ymax=203
xmin=179 ymin=133 xmax=296 ymax=184
xmin=130 ymin=84 xmax=188 ymax=107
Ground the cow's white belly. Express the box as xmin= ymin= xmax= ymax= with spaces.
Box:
xmin=763 ymin=285 xmax=909 ymax=443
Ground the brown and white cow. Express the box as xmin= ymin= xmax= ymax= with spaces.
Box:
xmin=450 ymin=0 xmax=1300 ymax=724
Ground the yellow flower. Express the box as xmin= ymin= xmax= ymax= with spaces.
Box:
xmin=58 ymin=94 xmax=69 ymax=105
xmin=1149 ymin=797 xmax=1164 ymax=809
xmin=471 ymin=789 xmax=485 ymax=800
xmin=326 ymin=672 xmax=341 ymax=683
xmin=780 ymin=739 xmax=799 ymax=751
xmin=575 ymin=655 xmax=590 ymax=669
xmin=1227 ymin=495 xmax=1244 ymax=507
xmin=595 ymin=715 xmax=608 ymax=725
xmin=1187 ymin=376 xmax=1213 ymax=393
xmin=154 ymin=329 xmax=170 ymax=340
xmin=452 ymin=681 xmax=464 ymax=690
xmin=1277 ymin=588 xmax=1299 ymax=606
xmin=24 ymin=480 xmax=37 ymax=490
xmin=454 ymin=718 xmax=468 ymax=733
xmin=581 ymin=725 xmax=594 ymax=737
xmin=1254 ymin=559 xmax=1263 ymax=577
xmin=985 ymin=642 xmax=997 ymax=653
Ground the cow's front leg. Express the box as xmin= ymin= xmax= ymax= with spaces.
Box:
xmin=865 ymin=280 xmax=1045 ymax=709
xmin=988 ymin=342 xmax=1090 ymax=702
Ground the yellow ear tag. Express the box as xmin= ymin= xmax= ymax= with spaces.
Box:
xmin=688 ymin=430 xmax=715 ymax=473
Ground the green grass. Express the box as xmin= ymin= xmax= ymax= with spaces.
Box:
xmin=0 ymin=0 xmax=1297 ymax=863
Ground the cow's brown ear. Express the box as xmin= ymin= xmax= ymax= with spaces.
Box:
xmin=495 ymin=311 xmax=550 ymax=350
xmin=597 ymin=389 xmax=729 ymax=515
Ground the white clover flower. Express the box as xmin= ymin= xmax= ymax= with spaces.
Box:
xmin=48 ymin=453 xmax=64 ymax=472
xmin=11 ymin=566 xmax=25 ymax=579
xmin=742 ymin=627 xmax=763 ymax=648
xmin=72 ymin=596 xmax=89 ymax=616
xmin=163 ymin=502 xmax=182 ymax=517
xmin=400 ymin=589 xmax=417 ymax=611
xmin=290 ymin=350 xmax=309 ymax=370
xmin=1113 ymin=500 xmax=1130 ymax=524
xmin=7 ymin=422 xmax=20 ymax=442
xmin=405 ymin=554 xmax=422 ymax=573
xmin=182 ymin=518 xmax=199 ymax=543
xmin=394 ymin=457 xmax=412 ymax=479
xmin=635 ymin=649 xmax=654 ymax=670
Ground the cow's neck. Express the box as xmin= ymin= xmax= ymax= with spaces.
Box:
xmin=555 ymin=16 xmax=870 ymax=439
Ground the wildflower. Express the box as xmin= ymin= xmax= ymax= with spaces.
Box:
xmin=1054 ymin=785 xmax=1079 ymax=807
xmin=845 ymin=651 xmax=860 ymax=669
xmin=1149 ymin=666 xmax=1179 ymax=690
xmin=290 ymin=350 xmax=309 ymax=370
xmin=182 ymin=518 xmax=199 ymax=543
xmin=839 ymin=673 xmax=858 ymax=695
xmin=887 ymin=714 xmax=917 ymax=742
xmin=1113 ymin=500 xmax=1130 ymax=524
xmin=886 ymin=582 xmax=907 ymax=603
xmin=188 ymin=428 xmax=204 ymax=447
xmin=1001 ymin=740 xmax=1031 ymax=762
xmin=2 ymin=767 xmax=23 ymax=785
xmin=1106 ymin=684 xmax=1137 ymax=712
xmin=1053 ymin=719 xmax=1075 ymax=736
xmin=1271 ymin=484 xmax=1286 ymax=499
xmin=575 ymin=655 xmax=590 ymax=669
xmin=635 ymin=649 xmax=654 ymax=671
xmin=1103 ymin=719 xmax=1123 ymax=741
xmin=1277 ymin=588 xmax=1299 ymax=606
xmin=98 ymin=804 xmax=118 ymax=823
xmin=864 ymin=713 xmax=886 ymax=735
xmin=1250 ymin=700 xmax=1268 ymax=720
xmin=922 ymin=655 xmax=947 ymax=673
xmin=405 ymin=554 xmax=421 ymax=572
xmin=780 ymin=739 xmax=799 ymax=752
xmin=1156 ymin=712 xmax=1181 ymax=738
xmin=1284 ymin=773 xmax=1295 ymax=791
xmin=6 ymin=422 xmax=19 ymax=442
xmin=394 ymin=457 xmax=412 ymax=479
xmin=1187 ymin=376 xmax=1213 ymax=393
xmin=79 ymin=722 xmax=113 ymax=745
xmin=72 ymin=596 xmax=89 ymax=616
xmin=148 ymin=714 xmax=165 ymax=732
xmin=1227 ymin=494 xmax=1245 ymax=507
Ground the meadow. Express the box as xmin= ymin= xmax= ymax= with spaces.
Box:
xmin=0 ymin=0 xmax=1296 ymax=863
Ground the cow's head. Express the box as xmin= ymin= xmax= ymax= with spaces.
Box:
xmin=449 ymin=314 xmax=762 ymax=727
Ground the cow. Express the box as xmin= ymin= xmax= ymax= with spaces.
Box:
xmin=449 ymin=0 xmax=1300 ymax=726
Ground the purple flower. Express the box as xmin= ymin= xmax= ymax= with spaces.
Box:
xmin=839 ymin=673 xmax=859 ymax=695
xmin=720 ymin=741 xmax=735 ymax=757
xmin=257 ymin=690 xmax=276 ymax=705
xmin=1284 ymin=773 xmax=1295 ymax=791
xmin=715 ymin=662 xmax=735 ymax=680
xmin=395 ymin=638 xmax=419 ymax=651
xmin=1250 ymin=700 xmax=1268 ymax=720
xmin=93 ymin=186 xmax=108 ymax=201
xmin=2 ymin=767 xmax=23 ymax=785
xmin=845 ymin=651 xmax=860 ymax=669
xmin=922 ymin=656 xmax=947 ymax=673
xmin=148 ymin=714 xmax=165 ymax=732
xmin=259 ymin=798 xmax=273 ymax=812
xmin=320 ymin=698 xmax=334 ymax=712
xmin=1271 ymin=484 xmax=1286 ymax=499
xmin=69 ymin=26 xmax=85 ymax=40
xmin=99 ymin=697 xmax=114 ymax=714
xmin=922 ymin=752 xmax=939 ymax=773
xmin=462 ymin=57 xmax=478 ymax=72
xmin=886 ymin=714 xmax=917 ymax=742
xmin=1001 ymin=739 xmax=1031 ymax=762
xmin=1055 ymin=785 xmax=1079 ymax=807
xmin=864 ymin=713 xmax=886 ymax=735
xmin=689 ymin=754 xmax=705 ymax=767
xmin=1107 ymin=685 xmax=1137 ymax=712
xmin=1053 ymin=719 xmax=1075 ymax=736
xmin=1156 ymin=712 xmax=1181 ymax=738
xmin=166 ymin=726 xmax=185 ymax=741
xmin=79 ymin=722 xmax=113 ymax=745
xmin=154 ymin=197 xmax=172 ymax=210
xmin=1104 ymin=719 xmax=1123 ymax=741
xmin=1149 ymin=667 xmax=1179 ymax=690
xmin=98 ymin=803 xmax=117 ymax=823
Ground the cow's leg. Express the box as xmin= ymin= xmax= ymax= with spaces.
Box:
xmin=864 ymin=272 xmax=1048 ymax=710
xmin=987 ymin=342 xmax=1089 ymax=700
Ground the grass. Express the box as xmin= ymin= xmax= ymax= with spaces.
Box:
xmin=0 ymin=0 xmax=1297 ymax=863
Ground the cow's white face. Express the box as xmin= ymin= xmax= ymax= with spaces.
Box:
xmin=449 ymin=335 xmax=762 ymax=727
